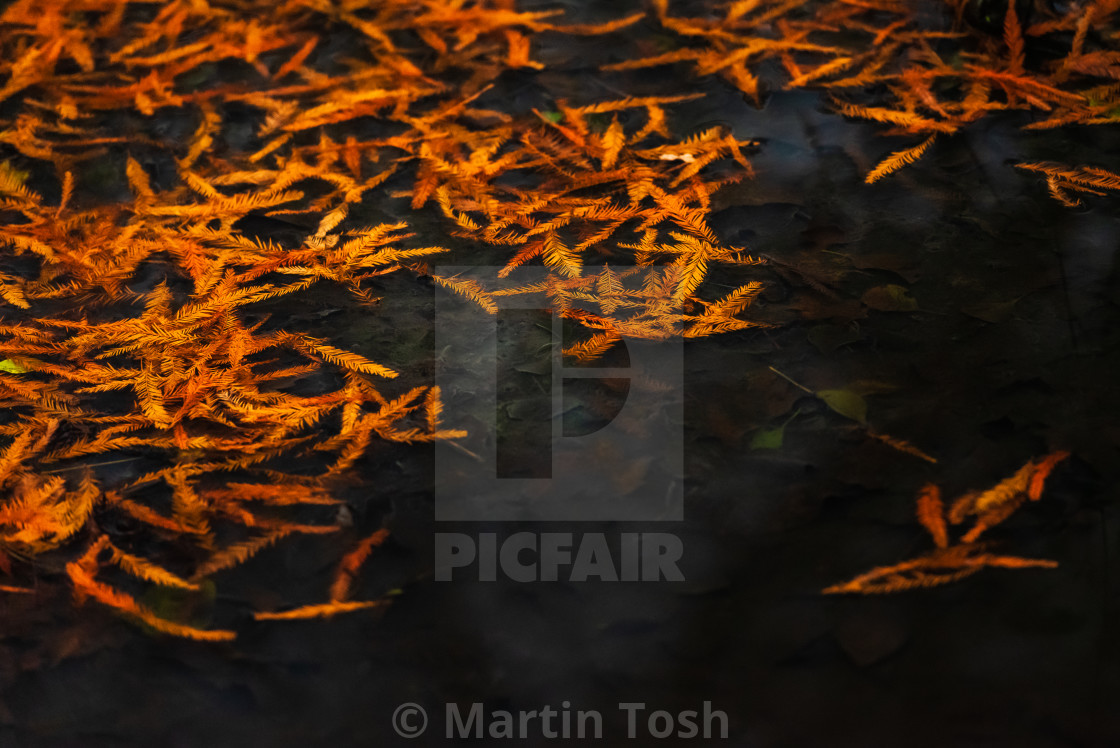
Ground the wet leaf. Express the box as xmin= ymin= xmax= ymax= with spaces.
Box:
xmin=816 ymin=388 xmax=867 ymax=423
xmin=861 ymin=284 xmax=918 ymax=312
xmin=140 ymin=578 xmax=218 ymax=632
xmin=749 ymin=409 xmax=800 ymax=450
xmin=0 ymin=359 xmax=28 ymax=374
xmin=749 ymin=425 xmax=785 ymax=450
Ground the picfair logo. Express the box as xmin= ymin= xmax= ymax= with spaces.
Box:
xmin=433 ymin=266 xmax=684 ymax=522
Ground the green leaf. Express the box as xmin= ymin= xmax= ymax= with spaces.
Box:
xmin=0 ymin=161 xmax=30 ymax=189
xmin=861 ymin=284 xmax=918 ymax=312
xmin=140 ymin=578 xmax=217 ymax=634
xmin=748 ymin=409 xmax=800 ymax=450
xmin=816 ymin=389 xmax=867 ymax=424
xmin=0 ymin=359 xmax=28 ymax=374
xmin=749 ymin=426 xmax=785 ymax=450
xmin=541 ymin=110 xmax=563 ymax=124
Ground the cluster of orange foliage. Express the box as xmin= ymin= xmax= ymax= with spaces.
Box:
xmin=615 ymin=0 xmax=1120 ymax=190
xmin=0 ymin=0 xmax=1092 ymax=638
xmin=825 ymin=452 xmax=1069 ymax=594
xmin=0 ymin=0 xmax=778 ymax=639
xmin=423 ymin=93 xmax=774 ymax=356
xmin=1015 ymin=159 xmax=1120 ymax=205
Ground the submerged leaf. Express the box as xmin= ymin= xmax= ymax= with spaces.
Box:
xmin=749 ymin=408 xmax=801 ymax=450
xmin=816 ymin=389 xmax=867 ymax=424
xmin=0 ymin=359 xmax=29 ymax=374
xmin=749 ymin=425 xmax=785 ymax=450
xmin=861 ymin=284 xmax=918 ymax=312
